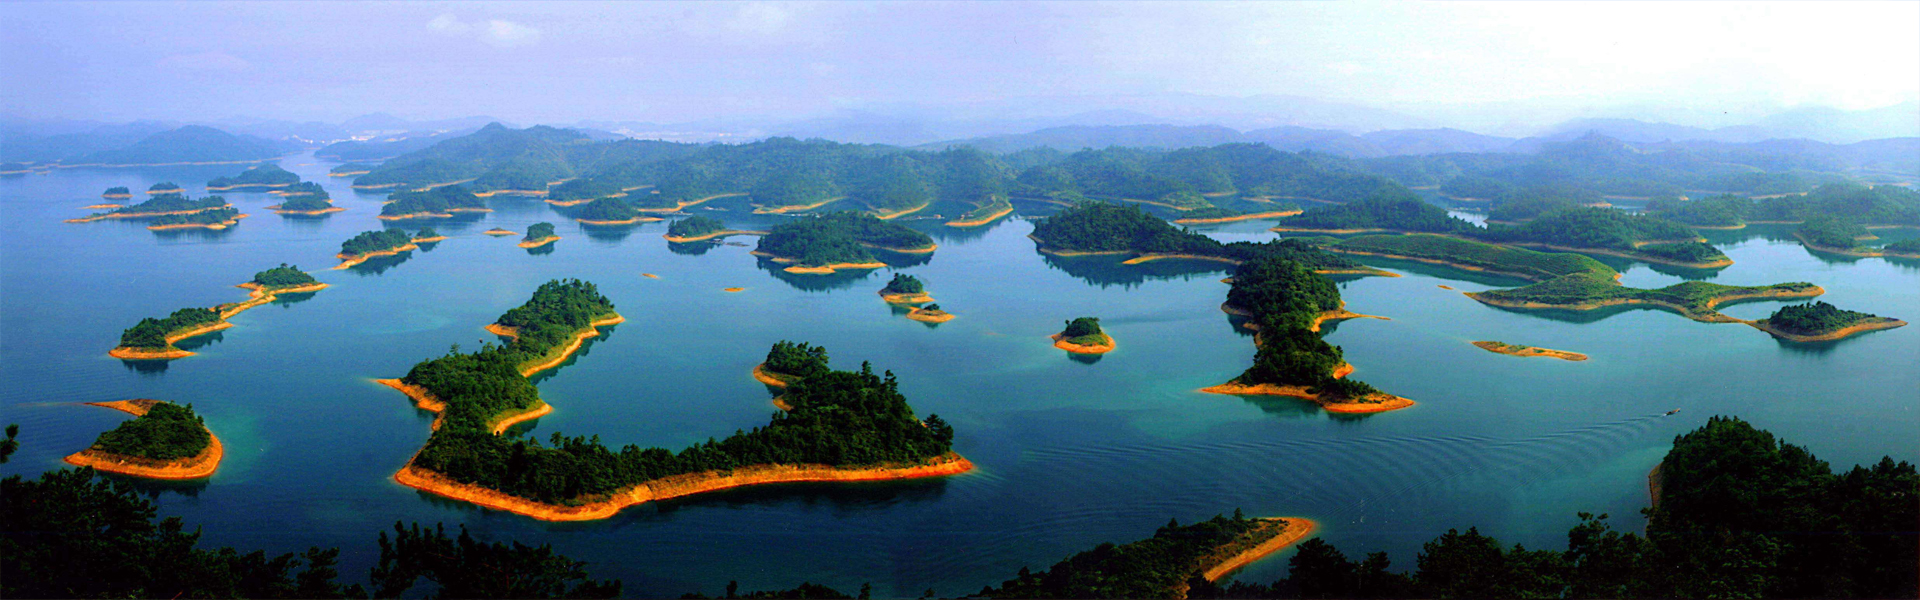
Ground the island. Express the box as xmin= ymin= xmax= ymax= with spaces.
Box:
xmin=378 ymin=185 xmax=489 ymax=220
xmin=572 ymin=197 xmax=660 ymax=225
xmin=1471 ymin=341 xmax=1589 ymax=361
xmin=1270 ymin=192 xmax=1474 ymax=234
xmin=146 ymin=207 xmax=245 ymax=230
xmin=1329 ymin=235 xmax=1819 ymax=323
xmin=906 ymin=304 xmax=955 ymax=323
xmin=752 ymin=211 xmax=934 ymax=274
xmin=1051 ymin=317 xmax=1114 ymax=353
xmin=1793 ymin=215 xmax=1887 ymax=256
xmin=66 ymin=194 xmax=230 ymax=223
xmin=62 ymin=400 xmax=221 ymax=480
xmin=1029 ymin=201 xmax=1387 ymax=275
xmin=1172 ymin=207 xmax=1302 ymax=225
xmin=238 ymin=263 xmax=329 ymax=297
xmin=519 ymin=222 xmax=560 ymax=248
xmin=979 ymin=512 xmax=1318 ymax=599
xmin=754 ymin=340 xmax=829 ymax=388
xmin=266 ymin=186 xmax=343 ymax=215
xmin=663 ymin=215 xmax=765 ymax=243
xmin=412 ymin=227 xmax=448 ymax=244
xmin=109 ymin=307 xmax=228 ymax=359
xmin=1478 ymin=207 xmax=1732 ymax=269
xmin=335 ymin=229 xmax=418 ymax=269
xmin=945 ymin=198 xmax=1015 ymax=227
xmin=378 ymin=280 xmax=969 ymax=521
xmin=484 ymin=227 xmax=516 ymax=236
xmin=148 ymin=182 xmax=185 ymax=195
xmin=1200 ymin=256 xmax=1413 ymax=413
xmin=1747 ymin=301 xmax=1907 ymax=342
xmin=329 ymin=162 xmax=374 ymax=177
xmin=271 ymin=181 xmax=326 ymax=197
xmin=878 ymin=273 xmax=934 ymax=304
xmin=102 ymin=186 xmax=132 ymax=199
xmin=206 ymin=164 xmax=298 ymax=190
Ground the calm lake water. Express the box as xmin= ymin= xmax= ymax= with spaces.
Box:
xmin=3 ymin=154 xmax=1916 ymax=597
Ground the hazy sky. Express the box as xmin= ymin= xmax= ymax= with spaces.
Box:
xmin=3 ymin=1 xmax=1916 ymax=129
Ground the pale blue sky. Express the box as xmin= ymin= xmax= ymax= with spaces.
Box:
xmin=3 ymin=1 xmax=1915 ymax=129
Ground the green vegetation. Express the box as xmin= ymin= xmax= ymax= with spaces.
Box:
xmin=1759 ymin=301 xmax=1886 ymax=336
xmin=1647 ymin=193 xmax=1752 ymax=228
xmin=93 ymin=194 xmax=228 ymax=217
xmin=980 ymin=512 xmax=1288 ymax=599
xmin=274 ymin=187 xmax=337 ymax=212
xmin=1797 ymin=215 xmax=1870 ymax=249
xmin=1030 ymin=202 xmax=1364 ymax=270
xmin=339 ymin=229 xmax=415 ymax=257
xmin=667 ymin=215 xmax=726 ymax=238
xmin=755 ymin=211 xmax=933 ymax=266
xmin=523 ymin=222 xmax=557 ymax=242
xmin=414 ymin=227 xmax=440 ymax=240
xmin=149 ymin=182 xmax=182 ymax=192
xmin=102 ymin=186 xmax=129 ymax=196
xmin=1633 ymin=241 xmax=1725 ymax=263
xmin=881 ymin=273 xmax=925 ymax=295
xmin=86 ymin=402 xmax=210 ymax=461
xmin=329 ymin=162 xmax=374 ymax=175
xmin=1059 ymin=317 xmax=1108 ymax=346
xmin=1884 ymin=238 xmax=1920 ymax=254
xmin=573 ymin=197 xmax=639 ymax=222
xmin=764 ymin=340 xmax=831 ymax=380
xmin=207 ymin=164 xmax=298 ymax=188
xmin=117 ymin=307 xmax=221 ymax=351
xmin=1276 ymin=191 xmax=1473 ymax=233
xmin=249 ymin=264 xmax=318 ymax=289
xmin=1224 ymin=257 xmax=1381 ymax=400
xmin=1332 ymin=234 xmax=1611 ymax=280
xmin=1485 ymin=184 xmax=1600 ymax=222
xmin=278 ymin=181 xmax=329 ymax=198
xmin=1749 ymin=183 xmax=1920 ymax=225
xmin=1479 ymin=207 xmax=1703 ymax=251
xmin=147 ymin=207 xmax=240 ymax=228
xmin=380 ymin=184 xmax=484 ymax=217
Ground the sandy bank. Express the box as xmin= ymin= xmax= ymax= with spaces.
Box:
xmin=351 ymin=182 xmax=404 ymax=190
xmin=1174 ymin=210 xmax=1304 ymax=225
xmin=642 ymin=273 xmax=660 ymax=279
xmin=1200 ymin=518 xmax=1320 ymax=582
xmin=663 ymin=229 xmax=767 ymax=243
xmin=377 ymin=211 xmax=453 ymax=220
xmin=1201 ymin=380 xmax=1416 ymax=413
xmin=945 ymin=205 xmax=1015 ymax=227
xmin=545 ymin=198 xmax=594 ymax=207
xmin=1746 ymin=318 xmax=1906 ymax=342
xmin=753 ymin=196 xmax=844 ymax=215
xmin=267 ymin=205 xmax=346 ymax=215
xmin=147 ymin=213 xmax=247 ymax=231
xmin=334 ymin=243 xmax=418 ymax=269
xmin=63 ymin=400 xmax=222 ymax=479
xmin=1437 ymin=285 xmax=1454 ymax=290
xmin=489 ymin=313 xmax=625 ymax=377
xmin=633 ymin=192 xmax=746 ymax=213
xmin=376 ymin=378 xmax=548 ymax=435
xmin=863 ymin=241 xmax=938 ymax=254
xmin=577 ymin=216 xmax=664 ymax=225
xmin=1467 ymin=285 xmax=1825 ymax=324
xmin=412 ymin=236 xmax=449 ymax=244
xmin=394 ymin=452 xmax=974 ymax=522
xmin=102 ymin=193 xmax=134 ymax=199
xmin=752 ymin=363 xmax=797 ymax=387
xmin=907 ymin=308 xmax=955 ymax=323
xmin=1051 ymin=333 xmax=1114 ymax=354
xmin=874 ymin=202 xmax=930 ymax=220
xmin=1120 ymin=253 xmax=1243 ymax=266
xmin=147 ymin=187 xmax=185 ymax=195
xmin=781 ymin=261 xmax=887 ymax=274
xmin=1472 ymin=341 xmax=1588 ymax=361
xmin=329 ymin=170 xmax=370 ymax=177
xmin=880 ymin=291 xmax=935 ymax=304
xmin=484 ymin=228 xmax=516 ymax=236
xmin=85 ymin=203 xmax=125 ymax=210
xmin=724 ymin=287 xmax=746 ymax=292
xmin=228 ymin=282 xmax=329 ymax=318
xmin=517 ymin=235 xmax=561 ymax=249
xmin=109 ymin=318 xmax=236 ymax=359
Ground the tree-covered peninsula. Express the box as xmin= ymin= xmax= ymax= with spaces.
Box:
xmin=1795 ymin=215 xmax=1874 ymax=251
xmin=378 ymin=184 xmax=487 ymax=219
xmin=111 ymin=307 xmax=225 ymax=359
xmin=980 ymin=512 xmax=1316 ymax=599
xmin=102 ymin=186 xmax=131 ymax=198
xmin=663 ymin=215 xmax=765 ymax=243
xmin=753 ymin=211 xmax=935 ymax=273
xmin=246 ymin=264 xmax=323 ymax=292
xmin=1271 ymin=191 xmax=1475 ymax=234
xmin=63 ymin=400 xmax=221 ymax=480
xmin=1203 ymin=256 xmax=1409 ymax=411
xmin=1052 ymin=317 xmax=1114 ymax=353
xmin=520 ymin=222 xmax=560 ymax=248
xmin=146 ymin=206 xmax=244 ymax=230
xmin=571 ymin=197 xmax=655 ymax=225
xmin=336 ymin=229 xmax=417 ymax=269
xmin=1477 ymin=207 xmax=1729 ymax=268
xmin=1030 ymin=201 xmax=1375 ymax=273
xmin=379 ymin=281 xmax=967 ymax=520
xmin=329 ymin=162 xmax=374 ymax=177
xmin=758 ymin=340 xmax=831 ymax=385
xmin=1749 ymin=301 xmax=1906 ymax=342
xmin=206 ymin=164 xmax=298 ymax=190
xmin=67 ymin=194 xmax=230 ymax=223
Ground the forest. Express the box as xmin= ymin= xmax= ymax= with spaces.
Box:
xmin=1478 ymin=207 xmax=1703 ymax=251
xmin=339 ymin=229 xmax=415 ymax=257
xmin=278 ymin=181 xmax=331 ymax=199
xmin=149 ymin=182 xmax=183 ymax=192
xmin=1030 ymin=202 xmax=1365 ymax=270
xmin=147 ymin=207 xmax=241 ymax=227
xmin=763 ymin=340 xmax=831 ymax=380
xmin=881 ymin=273 xmax=924 ymax=295
xmin=85 ymin=401 xmax=210 ymax=461
xmin=380 ymin=185 xmax=485 ymax=217
xmin=97 ymin=194 xmax=228 ymax=217
xmin=523 ymin=222 xmax=557 ymax=242
xmin=667 ymin=215 xmax=726 ymax=238
xmin=102 ymin=186 xmax=130 ymax=196
xmin=571 ymin=197 xmax=639 ymax=222
xmin=117 ymin=307 xmax=222 ymax=351
xmin=249 ymin=264 xmax=318 ymax=289
xmin=979 ymin=512 xmax=1284 ymax=598
xmin=1795 ymin=215 xmax=1871 ymax=249
xmin=1275 ymin=191 xmax=1475 ymax=233
xmin=755 ymin=211 xmax=933 ymax=266
xmin=1760 ymin=301 xmax=1883 ymax=336
xmin=1058 ymin=317 xmax=1107 ymax=346
xmin=1223 ymin=257 xmax=1381 ymax=400
xmin=207 ymin=164 xmax=298 ymax=189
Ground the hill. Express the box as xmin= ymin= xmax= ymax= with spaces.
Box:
xmin=71 ymin=126 xmax=291 ymax=166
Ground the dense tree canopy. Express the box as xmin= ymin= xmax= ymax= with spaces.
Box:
xmin=881 ymin=273 xmax=925 ymax=295
xmin=340 ymin=229 xmax=415 ymax=257
xmin=118 ymin=307 xmax=221 ymax=350
xmin=755 ymin=211 xmax=932 ymax=266
xmin=380 ymin=185 xmax=484 ymax=217
xmin=1277 ymin=191 xmax=1474 ymax=233
xmin=1031 ymin=202 xmax=1364 ymax=269
xmin=1761 ymin=301 xmax=1883 ymax=336
xmin=572 ymin=197 xmax=638 ymax=222
xmin=523 ymin=222 xmax=557 ymax=242
xmin=208 ymin=164 xmax=298 ymax=188
xmin=1224 ymin=257 xmax=1382 ymax=400
xmin=667 ymin=215 xmax=726 ymax=238
xmin=86 ymin=401 xmax=210 ymax=461
xmin=148 ymin=207 xmax=241 ymax=227
xmin=251 ymin=264 xmax=318 ymax=289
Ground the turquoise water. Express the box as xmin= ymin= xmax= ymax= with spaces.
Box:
xmin=3 ymin=155 xmax=1916 ymax=596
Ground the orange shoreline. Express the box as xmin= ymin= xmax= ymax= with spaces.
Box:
xmin=874 ymin=202 xmax=930 ymax=220
xmin=484 ymin=228 xmax=516 ymax=236
xmin=66 ymin=205 xmax=232 ymax=224
xmin=880 ymin=291 xmax=935 ymax=304
xmin=753 ymin=196 xmax=844 ymax=215
xmin=486 ymin=313 xmax=625 ymax=377
xmin=1051 ymin=332 xmax=1114 ymax=354
xmin=109 ymin=320 xmax=234 ymax=360
xmin=267 ymin=204 xmax=345 ymax=215
xmin=1200 ymin=518 xmax=1320 ymax=582
xmin=63 ymin=400 xmax=222 ymax=479
xmin=1746 ymin=318 xmax=1906 ymax=342
xmin=518 ymin=235 xmax=561 ymax=249
xmin=632 ymin=192 xmax=745 ymax=213
xmin=664 ymin=229 xmax=768 ymax=243
xmin=577 ymin=217 xmax=664 ymax=225
xmin=335 ymin=243 xmax=418 ymax=269
xmin=945 ymin=204 xmax=1015 ymax=227
xmin=84 ymin=203 xmax=125 ymax=210
xmin=907 ymin=307 xmax=955 ymax=323
xmin=1472 ymin=341 xmax=1589 ymax=361
xmin=1174 ymin=209 xmax=1304 ymax=225
xmin=147 ymin=213 xmax=247 ymax=231
xmin=1466 ymin=286 xmax=1825 ymax=324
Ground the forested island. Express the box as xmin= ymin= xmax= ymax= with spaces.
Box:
xmin=571 ymin=197 xmax=658 ymax=225
xmin=1478 ymin=208 xmax=1730 ymax=268
xmin=1748 ymin=301 xmax=1906 ymax=342
xmin=377 ymin=280 xmax=968 ymax=520
xmin=754 ymin=340 xmax=830 ymax=389
xmin=109 ymin=307 xmax=227 ymax=359
xmin=378 ymin=185 xmax=488 ymax=220
xmin=485 ymin=227 xmax=516 ymax=236
xmin=1052 ymin=317 xmax=1114 ymax=353
xmin=753 ymin=211 xmax=935 ymax=273
xmin=62 ymin=400 xmax=221 ymax=480
xmin=1271 ymin=191 xmax=1475 ymax=234
xmin=267 ymin=183 xmax=342 ymax=214
xmin=148 ymin=182 xmax=185 ymax=195
xmin=482 ymin=280 xmax=626 ymax=376
xmin=946 ymin=198 xmax=1016 ymax=227
xmin=66 ymin=194 xmax=230 ymax=223
xmin=906 ymin=303 xmax=954 ymax=323
xmin=1029 ymin=202 xmax=1385 ymax=274
xmin=664 ymin=215 xmax=766 ymax=243
xmin=101 ymin=186 xmax=131 ymax=199
xmin=1201 ymin=256 xmax=1412 ymax=412
xmin=329 ymin=162 xmax=374 ymax=177
xmin=146 ymin=206 xmax=245 ymax=230
xmin=206 ymin=164 xmax=298 ymax=190
xmin=519 ymin=222 xmax=560 ymax=248
xmin=878 ymin=273 xmax=934 ymax=304
xmin=241 ymin=264 xmax=328 ymax=295
xmin=1471 ymin=341 xmax=1588 ymax=361
xmin=412 ymin=227 xmax=447 ymax=243
xmin=336 ymin=229 xmax=418 ymax=269
xmin=979 ymin=513 xmax=1317 ymax=599
xmin=1328 ymin=234 xmax=1818 ymax=322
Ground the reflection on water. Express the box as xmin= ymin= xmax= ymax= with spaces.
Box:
xmin=668 ymin=240 xmax=720 ymax=256
xmin=348 ymin=250 xmax=414 ymax=276
xmin=120 ymin=359 xmax=170 ymax=375
xmin=580 ymin=222 xmax=640 ymax=242
xmin=151 ymin=225 xmax=237 ymax=242
xmin=754 ymin=259 xmax=879 ymax=292
xmin=525 ymin=242 xmax=557 ymax=256
xmin=268 ymin=291 xmax=319 ymax=308
xmin=1066 ymin=351 xmax=1103 ymax=365
xmin=1040 ymin=253 xmax=1231 ymax=289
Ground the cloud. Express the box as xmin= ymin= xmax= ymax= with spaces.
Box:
xmin=155 ymin=52 xmax=251 ymax=72
xmin=427 ymin=14 xmax=542 ymax=48
xmin=728 ymin=2 xmax=791 ymax=34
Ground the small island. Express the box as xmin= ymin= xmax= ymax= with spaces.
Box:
xmin=412 ymin=227 xmax=448 ymax=244
xmin=67 ymin=194 xmax=230 ymax=223
xmin=148 ymin=182 xmax=185 ymax=195
xmin=906 ymin=303 xmax=955 ymax=323
xmin=267 ymin=187 xmax=343 ymax=215
xmin=663 ymin=215 xmax=765 ymax=243
xmin=206 ymin=164 xmax=298 ymax=190
xmin=752 ymin=211 xmax=934 ymax=274
xmin=109 ymin=307 xmax=228 ymax=359
xmin=1051 ymin=317 xmax=1114 ymax=353
xmin=1200 ymin=256 xmax=1413 ymax=413
xmin=754 ymin=340 xmax=829 ymax=388
xmin=519 ymin=222 xmax=560 ymax=248
xmin=62 ymin=400 xmax=221 ymax=480
xmin=1471 ymin=341 xmax=1589 ymax=361
xmin=329 ymin=162 xmax=374 ymax=177
xmin=484 ymin=227 xmax=516 ymax=236
xmin=945 ymin=198 xmax=1015 ymax=228
xmin=146 ymin=207 xmax=246 ymax=230
xmin=335 ymin=229 xmax=418 ymax=269
xmin=572 ymin=197 xmax=660 ymax=225
xmin=1747 ymin=301 xmax=1907 ymax=342
xmin=980 ymin=512 xmax=1318 ymax=598
xmin=378 ymin=185 xmax=489 ymax=220
xmin=102 ymin=186 xmax=132 ymax=199
xmin=237 ymin=264 xmax=329 ymax=297
xmin=878 ymin=273 xmax=934 ymax=304
xmin=1030 ymin=201 xmax=1384 ymax=275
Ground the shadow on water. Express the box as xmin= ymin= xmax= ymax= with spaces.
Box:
xmin=580 ymin=222 xmax=642 ymax=242
xmin=102 ymin=471 xmax=211 ymax=498
xmin=348 ymin=250 xmax=414 ymax=276
xmin=873 ymin=248 xmax=934 ymax=269
xmin=120 ymin=359 xmax=171 ymax=375
xmin=173 ymin=330 xmax=225 ymax=352
xmin=1643 ymin=262 xmax=1723 ymax=281
xmin=413 ymin=240 xmax=441 ymax=253
xmin=916 ymin=217 xmax=1011 ymax=245
xmin=643 ymin=476 xmax=954 ymax=519
xmin=1040 ymin=254 xmax=1231 ymax=289
xmin=667 ymin=240 xmax=720 ymax=256
xmin=754 ymin=259 xmax=878 ymax=292
xmin=525 ymin=324 xmax=616 ymax=386
xmin=524 ymin=242 xmax=557 ymax=257
xmin=1066 ymin=351 xmax=1104 ymax=365
xmin=150 ymin=226 xmax=237 ymax=242
xmin=268 ymin=291 xmax=319 ymax=308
